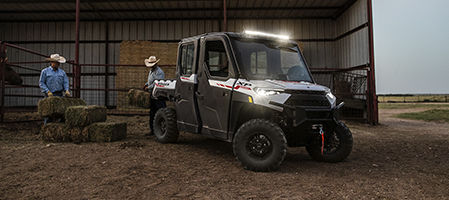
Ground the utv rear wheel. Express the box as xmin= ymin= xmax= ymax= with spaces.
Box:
xmin=233 ymin=119 xmax=287 ymax=172
xmin=153 ymin=108 xmax=179 ymax=143
xmin=306 ymin=121 xmax=353 ymax=162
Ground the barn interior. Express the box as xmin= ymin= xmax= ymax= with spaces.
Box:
xmin=0 ymin=0 xmax=378 ymax=124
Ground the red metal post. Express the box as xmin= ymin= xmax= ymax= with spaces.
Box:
xmin=223 ymin=0 xmax=227 ymax=32
xmin=367 ymin=0 xmax=378 ymax=124
xmin=104 ymin=21 xmax=109 ymax=107
xmin=74 ymin=0 xmax=81 ymax=98
xmin=0 ymin=42 xmax=5 ymax=122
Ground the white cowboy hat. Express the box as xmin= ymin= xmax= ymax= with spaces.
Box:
xmin=144 ymin=56 xmax=160 ymax=67
xmin=45 ymin=54 xmax=66 ymax=63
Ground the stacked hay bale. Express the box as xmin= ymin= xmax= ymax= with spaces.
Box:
xmin=65 ymin=105 xmax=108 ymax=127
xmin=127 ymin=89 xmax=151 ymax=108
xmin=41 ymin=123 xmax=71 ymax=142
xmin=38 ymin=96 xmax=86 ymax=119
xmin=117 ymin=41 xmax=177 ymax=107
xmin=39 ymin=97 xmax=127 ymax=143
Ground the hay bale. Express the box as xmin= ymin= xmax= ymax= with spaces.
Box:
xmin=128 ymin=89 xmax=151 ymax=108
xmin=38 ymin=97 xmax=86 ymax=118
xmin=84 ymin=122 xmax=127 ymax=142
xmin=41 ymin=122 xmax=70 ymax=142
xmin=68 ymin=127 xmax=89 ymax=143
xmin=128 ymin=89 xmax=136 ymax=105
xmin=65 ymin=105 xmax=107 ymax=127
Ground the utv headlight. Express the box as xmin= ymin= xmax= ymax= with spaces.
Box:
xmin=326 ymin=91 xmax=337 ymax=107
xmin=255 ymin=88 xmax=281 ymax=96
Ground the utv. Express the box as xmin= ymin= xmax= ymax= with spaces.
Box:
xmin=152 ymin=31 xmax=353 ymax=171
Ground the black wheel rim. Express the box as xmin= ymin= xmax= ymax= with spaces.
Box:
xmin=158 ymin=118 xmax=167 ymax=136
xmin=323 ymin=131 xmax=341 ymax=154
xmin=246 ymin=133 xmax=272 ymax=159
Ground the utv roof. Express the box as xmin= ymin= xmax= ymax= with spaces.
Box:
xmin=180 ymin=32 xmax=294 ymax=44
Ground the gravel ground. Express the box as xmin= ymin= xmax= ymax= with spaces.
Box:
xmin=1 ymin=108 xmax=448 ymax=199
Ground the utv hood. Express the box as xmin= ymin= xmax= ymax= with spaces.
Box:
xmin=250 ymin=79 xmax=329 ymax=92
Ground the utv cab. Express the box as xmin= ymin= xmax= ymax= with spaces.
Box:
xmin=152 ymin=32 xmax=353 ymax=171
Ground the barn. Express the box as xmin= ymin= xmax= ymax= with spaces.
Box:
xmin=0 ymin=0 xmax=378 ymax=124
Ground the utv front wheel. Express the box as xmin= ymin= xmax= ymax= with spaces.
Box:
xmin=153 ymin=108 xmax=179 ymax=143
xmin=233 ymin=119 xmax=287 ymax=172
xmin=306 ymin=121 xmax=353 ymax=162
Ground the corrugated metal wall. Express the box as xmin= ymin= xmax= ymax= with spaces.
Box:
xmin=335 ymin=0 xmax=369 ymax=68
xmin=0 ymin=0 xmax=370 ymax=107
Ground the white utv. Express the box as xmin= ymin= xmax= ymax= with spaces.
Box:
xmin=152 ymin=31 xmax=353 ymax=171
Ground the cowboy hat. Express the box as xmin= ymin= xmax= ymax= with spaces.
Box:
xmin=144 ymin=56 xmax=160 ymax=67
xmin=45 ymin=54 xmax=66 ymax=63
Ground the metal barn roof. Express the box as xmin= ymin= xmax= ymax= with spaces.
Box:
xmin=1 ymin=0 xmax=356 ymax=22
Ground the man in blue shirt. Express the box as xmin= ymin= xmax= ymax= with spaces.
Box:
xmin=39 ymin=54 xmax=70 ymax=97
xmin=143 ymin=56 xmax=166 ymax=135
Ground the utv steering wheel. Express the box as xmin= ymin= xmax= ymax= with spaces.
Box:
xmin=287 ymin=65 xmax=307 ymax=81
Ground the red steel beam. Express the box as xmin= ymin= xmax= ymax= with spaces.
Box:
xmin=7 ymin=61 xmax=48 ymax=64
xmin=79 ymin=64 xmax=176 ymax=68
xmin=5 ymin=94 xmax=43 ymax=98
xmin=74 ymin=0 xmax=81 ymax=98
xmin=0 ymin=7 xmax=341 ymax=14
xmin=223 ymin=0 xmax=227 ymax=32
xmin=367 ymin=0 xmax=378 ymax=125
xmin=104 ymin=21 xmax=109 ymax=107
xmin=5 ymin=84 xmax=40 ymax=88
xmin=6 ymin=63 xmax=42 ymax=72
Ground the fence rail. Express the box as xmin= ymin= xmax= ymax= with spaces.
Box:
xmin=311 ymin=65 xmax=369 ymax=120
xmin=378 ymin=95 xmax=449 ymax=103
xmin=0 ymin=41 xmax=177 ymax=122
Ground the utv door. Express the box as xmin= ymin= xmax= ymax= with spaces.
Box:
xmin=175 ymin=41 xmax=201 ymax=133
xmin=196 ymin=37 xmax=236 ymax=140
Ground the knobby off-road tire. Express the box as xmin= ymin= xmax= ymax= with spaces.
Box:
xmin=306 ymin=121 xmax=353 ymax=163
xmin=233 ymin=119 xmax=287 ymax=172
xmin=153 ymin=108 xmax=179 ymax=143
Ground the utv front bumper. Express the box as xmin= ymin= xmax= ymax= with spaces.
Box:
xmin=269 ymin=101 xmax=344 ymax=127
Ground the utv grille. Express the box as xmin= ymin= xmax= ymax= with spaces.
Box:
xmin=306 ymin=111 xmax=331 ymax=119
xmin=285 ymin=90 xmax=330 ymax=108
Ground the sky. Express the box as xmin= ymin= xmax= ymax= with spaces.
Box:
xmin=373 ymin=0 xmax=449 ymax=94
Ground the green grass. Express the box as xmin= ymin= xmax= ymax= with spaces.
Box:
xmin=379 ymin=103 xmax=449 ymax=109
xmin=395 ymin=109 xmax=449 ymax=123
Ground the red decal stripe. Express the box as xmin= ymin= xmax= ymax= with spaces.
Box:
xmin=240 ymin=86 xmax=251 ymax=90
xmin=215 ymin=82 xmax=252 ymax=90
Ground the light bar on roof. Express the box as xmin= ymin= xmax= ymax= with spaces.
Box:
xmin=243 ymin=30 xmax=290 ymax=40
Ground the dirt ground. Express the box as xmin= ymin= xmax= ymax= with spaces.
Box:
xmin=1 ymin=107 xmax=448 ymax=200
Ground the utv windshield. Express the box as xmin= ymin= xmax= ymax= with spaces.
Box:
xmin=230 ymin=37 xmax=313 ymax=83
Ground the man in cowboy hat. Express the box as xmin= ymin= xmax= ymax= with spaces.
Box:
xmin=143 ymin=56 xmax=166 ymax=135
xmin=39 ymin=54 xmax=70 ymax=97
